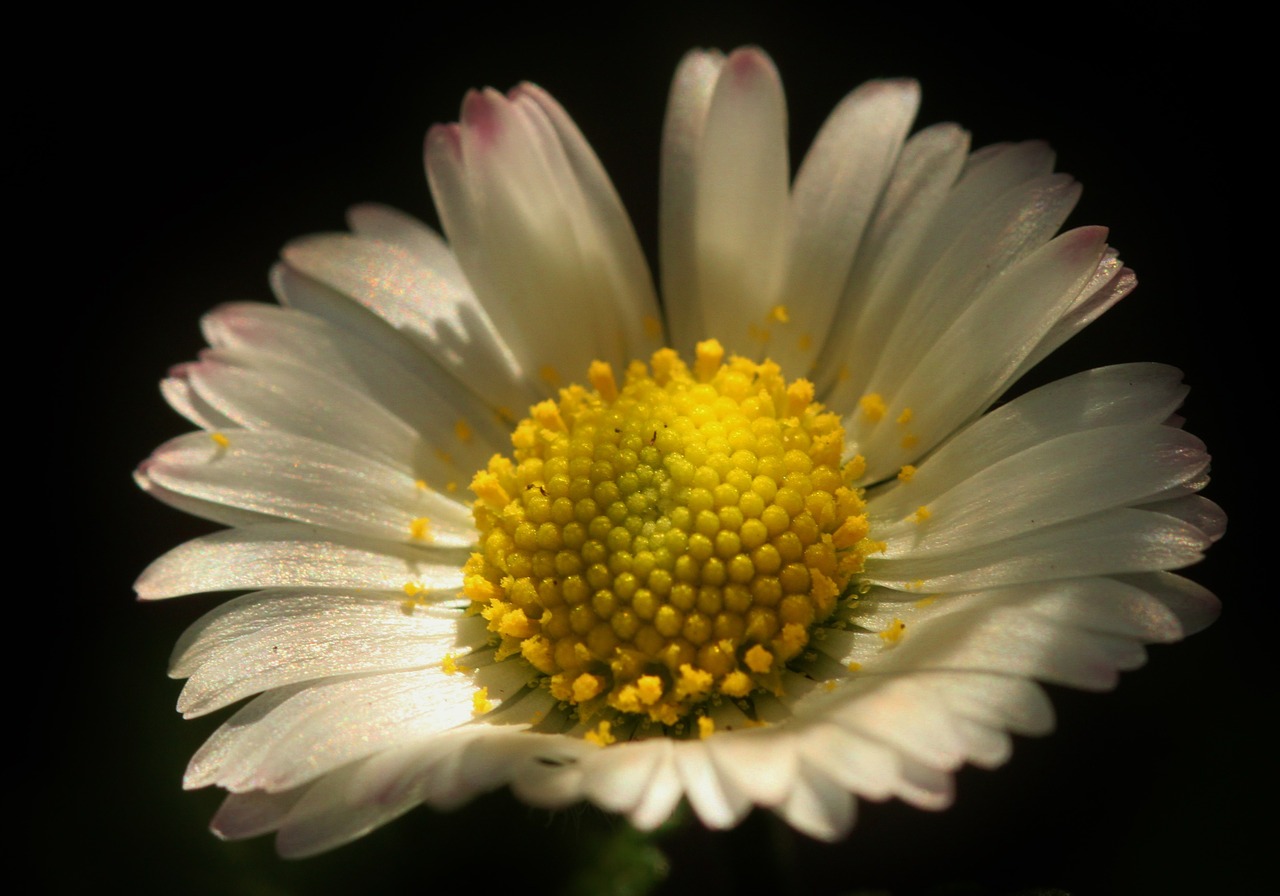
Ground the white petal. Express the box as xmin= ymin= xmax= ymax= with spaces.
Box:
xmin=868 ymin=507 xmax=1211 ymax=592
xmin=136 ymin=524 xmax=467 ymax=600
xmin=660 ymin=47 xmax=726 ymax=350
xmin=875 ymin=424 xmax=1208 ymax=556
xmin=866 ymin=363 xmax=1189 ymax=519
xmin=675 ymin=739 xmax=751 ymax=830
xmin=666 ymin=47 xmax=790 ymax=356
xmin=143 ymin=430 xmax=474 ymax=546
xmin=772 ymin=79 xmax=919 ymax=375
xmin=171 ymin=591 xmax=480 ymax=715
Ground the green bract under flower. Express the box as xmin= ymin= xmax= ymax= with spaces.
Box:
xmin=465 ymin=340 xmax=880 ymax=735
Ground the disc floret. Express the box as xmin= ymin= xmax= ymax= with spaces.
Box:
xmin=465 ymin=340 xmax=877 ymax=731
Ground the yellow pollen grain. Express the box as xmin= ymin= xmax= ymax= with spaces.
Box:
xmin=414 ymin=479 xmax=429 ymax=490
xmin=472 ymin=687 xmax=493 ymax=715
xmin=442 ymin=654 xmax=460 ymax=675
xmin=847 ymin=661 xmax=862 ymax=672
xmin=585 ymin=720 xmax=616 ymax=746
xmin=455 ymin=419 xmax=474 ymax=443
xmin=897 ymin=465 xmax=917 ymax=482
xmin=539 ymin=365 xmax=561 ymax=387
xmin=896 ymin=407 xmax=914 ymax=426
xmin=859 ymin=393 xmax=887 ymax=423
xmin=470 ymin=470 xmax=510 ymax=507
xmin=403 ymin=581 xmax=423 ymax=597
xmin=744 ymin=644 xmax=773 ymax=674
xmin=797 ymin=333 xmax=813 ymax=352
xmin=636 ymin=675 xmax=664 ymax=706
xmin=843 ymin=455 xmax=867 ymax=481
xmin=914 ymin=596 xmax=937 ymax=608
xmin=694 ymin=339 xmax=725 ymax=381
xmin=697 ymin=716 xmax=715 ymax=739
xmin=408 ymin=517 xmax=431 ymax=541
xmin=786 ymin=379 xmax=814 ymax=416
xmin=530 ymin=400 xmax=565 ymax=432
xmin=720 ymin=670 xmax=753 ymax=697
xmin=571 ymin=673 xmax=605 ymax=703
xmin=446 ymin=481 xmax=458 ymax=492
xmin=210 ymin=432 xmax=230 ymax=448
xmin=901 ymin=433 xmax=920 ymax=450
xmin=768 ymin=304 xmax=790 ymax=324
xmin=879 ymin=619 xmax=907 ymax=644
xmin=908 ymin=579 xmax=926 ymax=591
xmin=914 ymin=506 xmax=932 ymax=523
xmin=587 ymin=360 xmax=618 ymax=401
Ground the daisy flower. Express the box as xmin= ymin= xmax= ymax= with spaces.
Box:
xmin=135 ymin=46 xmax=1222 ymax=857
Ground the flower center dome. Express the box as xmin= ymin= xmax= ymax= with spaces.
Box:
xmin=465 ymin=340 xmax=878 ymax=734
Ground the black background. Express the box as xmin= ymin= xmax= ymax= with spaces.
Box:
xmin=55 ymin=6 xmax=1262 ymax=894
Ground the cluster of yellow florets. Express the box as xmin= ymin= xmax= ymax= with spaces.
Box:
xmin=464 ymin=340 xmax=878 ymax=728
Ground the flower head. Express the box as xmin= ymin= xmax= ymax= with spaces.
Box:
xmin=135 ymin=46 xmax=1222 ymax=856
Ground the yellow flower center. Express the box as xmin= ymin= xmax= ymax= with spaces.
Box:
xmin=465 ymin=340 xmax=878 ymax=730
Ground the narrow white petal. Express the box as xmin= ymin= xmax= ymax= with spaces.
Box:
xmin=143 ymin=430 xmax=475 ymax=546
xmin=866 ymin=363 xmax=1189 ymax=518
xmin=687 ymin=48 xmax=790 ymax=358
xmin=776 ymin=761 xmax=855 ymax=841
xmin=626 ymin=740 xmax=685 ymax=831
xmin=136 ymin=524 xmax=467 ymax=600
xmin=868 ymin=508 xmax=1211 ymax=592
xmin=172 ymin=592 xmax=479 ymax=715
xmin=814 ymin=122 xmax=970 ymax=400
xmin=875 ymin=425 xmax=1208 ymax=556
xmin=581 ymin=739 xmax=663 ymax=815
xmin=773 ymin=79 xmax=919 ymax=375
xmin=675 ymin=740 xmax=751 ymax=830
xmin=853 ymin=225 xmax=1106 ymax=477
xmin=660 ymin=47 xmax=725 ymax=350
xmin=211 ymin=788 xmax=307 ymax=841
xmin=281 ymin=233 xmax=530 ymax=413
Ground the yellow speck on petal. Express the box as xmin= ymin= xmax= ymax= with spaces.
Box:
xmin=585 ymin=720 xmax=616 ymax=746
xmin=859 ymin=393 xmax=886 ymax=423
xmin=837 ymin=364 xmax=850 ymax=382
xmin=414 ymin=479 xmax=429 ymax=491
xmin=446 ymin=481 xmax=458 ymax=493
xmin=587 ymin=360 xmax=618 ymax=401
xmin=908 ymin=579 xmax=926 ymax=591
xmin=495 ymin=406 xmax=515 ymax=424
xmin=797 ymin=333 xmax=813 ymax=352
xmin=878 ymin=619 xmax=907 ymax=644
xmin=697 ymin=716 xmax=715 ymax=739
xmin=442 ymin=654 xmax=460 ymax=675
xmin=914 ymin=506 xmax=931 ymax=523
xmin=896 ymin=407 xmax=913 ymax=425
xmin=786 ymin=379 xmax=814 ymax=416
xmin=914 ymin=596 xmax=936 ymax=608
xmin=472 ymin=687 xmax=493 ymax=715
xmin=901 ymin=433 xmax=920 ymax=450
xmin=455 ymin=419 xmax=474 ymax=443
xmin=539 ymin=365 xmax=561 ymax=388
xmin=403 ymin=581 xmax=423 ymax=597
xmin=744 ymin=644 xmax=773 ymax=674
xmin=210 ymin=432 xmax=230 ymax=448
xmin=643 ymin=315 xmax=663 ymax=339
xmin=694 ymin=339 xmax=724 ymax=382
xmin=823 ymin=680 xmax=838 ymax=692
xmin=409 ymin=517 xmax=431 ymax=541
xmin=768 ymin=304 xmax=790 ymax=324
xmin=897 ymin=465 xmax=917 ymax=482
xmin=847 ymin=661 xmax=862 ymax=672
